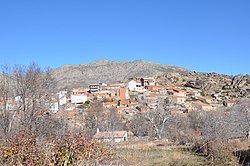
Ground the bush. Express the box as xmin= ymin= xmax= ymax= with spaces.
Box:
xmin=0 ymin=131 xmax=115 ymax=165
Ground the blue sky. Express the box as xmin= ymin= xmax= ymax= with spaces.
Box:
xmin=0 ymin=0 xmax=249 ymax=75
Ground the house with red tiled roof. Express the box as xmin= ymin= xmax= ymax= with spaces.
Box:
xmin=223 ymin=100 xmax=239 ymax=107
xmin=145 ymin=85 xmax=164 ymax=91
xmin=103 ymin=102 xmax=117 ymax=108
xmin=72 ymin=88 xmax=86 ymax=95
xmin=119 ymin=99 xmax=130 ymax=107
xmin=165 ymin=84 xmax=177 ymax=90
xmin=167 ymin=88 xmax=187 ymax=97
xmin=93 ymin=128 xmax=128 ymax=142
xmin=147 ymin=92 xmax=159 ymax=98
xmin=173 ymin=95 xmax=186 ymax=104
xmin=96 ymin=93 xmax=109 ymax=99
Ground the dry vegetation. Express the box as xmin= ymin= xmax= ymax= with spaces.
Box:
xmin=0 ymin=131 xmax=119 ymax=166
xmin=112 ymin=139 xmax=250 ymax=166
xmin=113 ymin=140 xmax=206 ymax=166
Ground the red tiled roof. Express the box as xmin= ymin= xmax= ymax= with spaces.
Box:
xmin=225 ymin=100 xmax=239 ymax=103
xmin=120 ymin=99 xmax=130 ymax=105
xmin=198 ymin=96 xmax=212 ymax=100
xmin=167 ymin=84 xmax=176 ymax=87
xmin=173 ymin=95 xmax=185 ymax=98
xmin=173 ymin=88 xmax=186 ymax=93
xmin=148 ymin=93 xmax=158 ymax=97
xmin=146 ymin=85 xmax=164 ymax=90
xmin=193 ymin=101 xmax=210 ymax=107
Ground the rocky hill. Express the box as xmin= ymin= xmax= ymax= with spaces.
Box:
xmin=157 ymin=72 xmax=250 ymax=99
xmin=51 ymin=60 xmax=189 ymax=89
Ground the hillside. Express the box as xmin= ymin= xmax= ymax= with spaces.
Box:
xmin=157 ymin=72 xmax=250 ymax=99
xmin=50 ymin=60 xmax=250 ymax=99
xmin=51 ymin=60 xmax=189 ymax=89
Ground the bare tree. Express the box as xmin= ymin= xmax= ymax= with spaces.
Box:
xmin=231 ymin=98 xmax=250 ymax=133
xmin=84 ymin=100 xmax=124 ymax=136
xmin=12 ymin=63 xmax=55 ymax=130
xmin=130 ymin=113 xmax=151 ymax=137
xmin=84 ymin=111 xmax=98 ymax=136
xmin=0 ymin=65 xmax=16 ymax=137
xmin=144 ymin=98 xmax=171 ymax=139
xmin=106 ymin=108 xmax=124 ymax=131
xmin=0 ymin=63 xmax=57 ymax=139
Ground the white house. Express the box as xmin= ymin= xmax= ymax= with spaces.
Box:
xmin=50 ymin=102 xmax=59 ymax=113
xmin=71 ymin=94 xmax=87 ymax=104
xmin=58 ymin=91 xmax=67 ymax=105
xmin=128 ymin=80 xmax=147 ymax=92
xmin=15 ymin=96 xmax=21 ymax=102
xmin=99 ymin=82 xmax=107 ymax=86
xmin=128 ymin=80 xmax=137 ymax=91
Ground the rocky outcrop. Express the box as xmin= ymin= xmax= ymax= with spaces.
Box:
xmin=158 ymin=72 xmax=250 ymax=100
xmin=231 ymin=75 xmax=250 ymax=89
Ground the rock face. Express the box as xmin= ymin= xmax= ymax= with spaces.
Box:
xmin=51 ymin=60 xmax=189 ymax=89
xmin=157 ymin=72 xmax=250 ymax=99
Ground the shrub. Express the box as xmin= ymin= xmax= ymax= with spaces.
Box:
xmin=0 ymin=131 xmax=115 ymax=165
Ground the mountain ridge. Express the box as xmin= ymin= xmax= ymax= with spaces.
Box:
xmin=50 ymin=60 xmax=189 ymax=89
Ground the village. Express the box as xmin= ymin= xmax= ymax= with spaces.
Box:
xmin=1 ymin=75 xmax=242 ymax=143
xmin=41 ymin=76 xmax=240 ymax=142
xmin=53 ymin=76 xmax=240 ymax=113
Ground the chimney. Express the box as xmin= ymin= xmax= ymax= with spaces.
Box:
xmin=96 ymin=128 xmax=100 ymax=133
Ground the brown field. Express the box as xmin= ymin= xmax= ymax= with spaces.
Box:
xmin=112 ymin=140 xmax=206 ymax=166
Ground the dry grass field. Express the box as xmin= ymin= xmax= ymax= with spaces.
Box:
xmin=112 ymin=140 xmax=206 ymax=166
